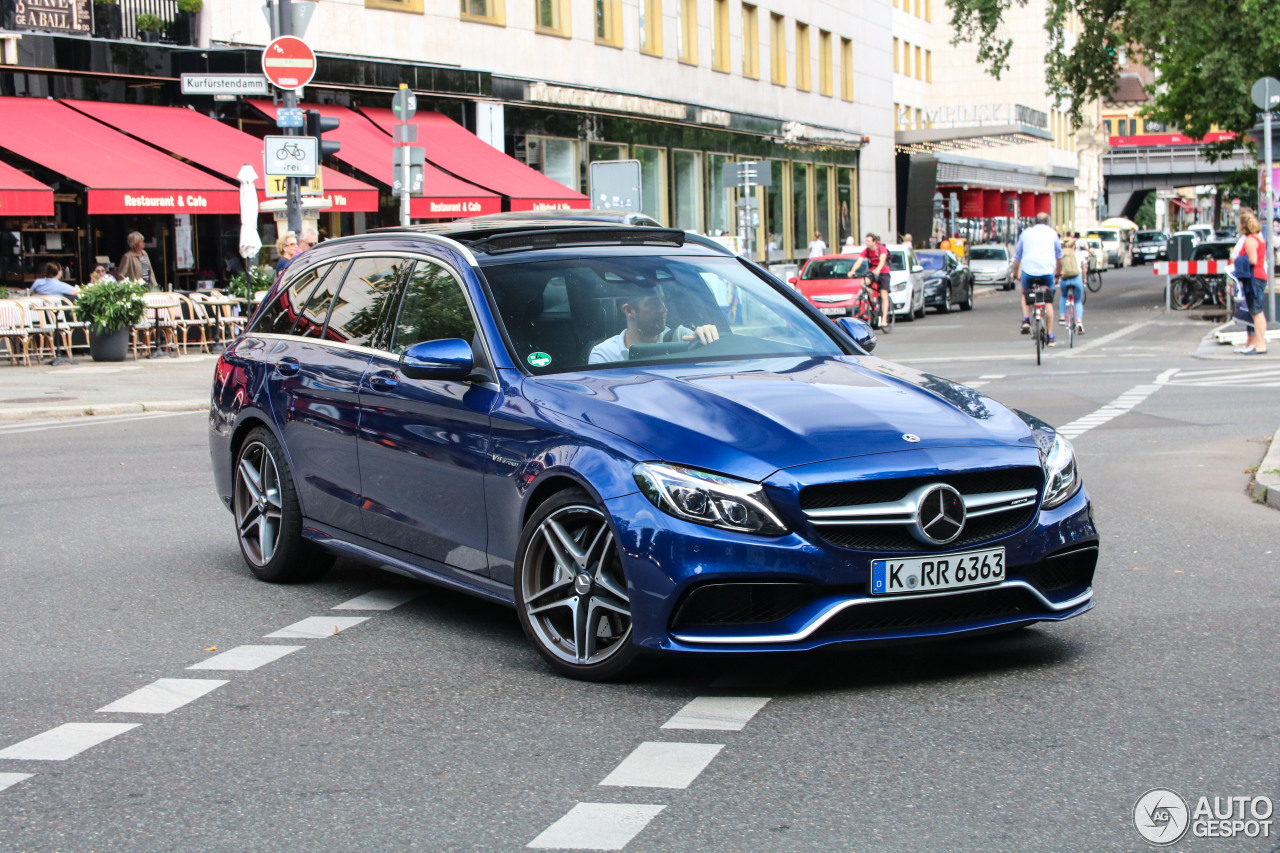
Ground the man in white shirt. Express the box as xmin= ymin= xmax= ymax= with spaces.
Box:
xmin=589 ymin=285 xmax=719 ymax=364
xmin=1011 ymin=213 xmax=1063 ymax=343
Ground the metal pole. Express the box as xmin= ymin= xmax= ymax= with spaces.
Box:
xmin=279 ymin=0 xmax=302 ymax=237
xmin=400 ymin=149 xmax=410 ymax=227
xmin=1265 ymin=109 xmax=1276 ymax=321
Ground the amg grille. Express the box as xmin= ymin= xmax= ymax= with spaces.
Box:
xmin=670 ymin=583 xmax=817 ymax=631
xmin=1020 ymin=546 xmax=1097 ymax=594
xmin=815 ymin=587 xmax=1036 ymax=637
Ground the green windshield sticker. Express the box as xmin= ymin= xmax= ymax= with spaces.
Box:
xmin=527 ymin=352 xmax=552 ymax=368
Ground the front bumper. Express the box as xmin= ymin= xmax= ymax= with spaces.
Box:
xmin=606 ymin=482 xmax=1097 ymax=655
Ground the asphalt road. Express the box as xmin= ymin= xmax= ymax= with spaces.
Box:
xmin=0 ymin=264 xmax=1276 ymax=852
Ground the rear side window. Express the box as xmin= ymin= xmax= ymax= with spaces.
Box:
xmin=388 ymin=259 xmax=477 ymax=355
xmin=253 ymin=264 xmax=328 ymax=335
xmin=324 ymin=257 xmax=412 ymax=349
xmin=291 ymin=261 xmax=349 ymax=339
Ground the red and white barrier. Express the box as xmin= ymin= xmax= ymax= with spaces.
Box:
xmin=1152 ymin=260 xmax=1229 ymax=275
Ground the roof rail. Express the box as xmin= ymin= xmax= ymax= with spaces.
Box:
xmin=468 ymin=226 xmax=686 ymax=255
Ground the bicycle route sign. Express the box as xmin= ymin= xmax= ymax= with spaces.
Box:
xmin=264 ymin=135 xmax=318 ymax=178
xmin=261 ymin=36 xmax=316 ymax=91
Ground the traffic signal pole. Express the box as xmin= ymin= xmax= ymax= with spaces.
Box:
xmin=277 ymin=0 xmax=303 ymax=237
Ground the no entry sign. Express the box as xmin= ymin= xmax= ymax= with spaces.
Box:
xmin=262 ymin=36 xmax=316 ymax=91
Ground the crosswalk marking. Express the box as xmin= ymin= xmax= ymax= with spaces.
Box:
xmin=1161 ymin=366 xmax=1280 ymax=387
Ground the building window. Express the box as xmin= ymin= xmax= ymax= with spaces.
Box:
xmin=1103 ymin=119 xmax=1112 ymax=135
xmin=640 ymin=0 xmax=662 ymax=56
xmin=914 ymin=0 xmax=921 ymax=16
xmin=536 ymin=0 xmax=570 ymax=36
xmin=713 ymin=0 xmax=730 ymax=71
xmin=914 ymin=45 xmax=922 ymax=80
xmin=673 ymin=149 xmax=703 ymax=232
xmin=636 ymin=146 xmax=667 ymax=223
xmin=460 ymin=0 xmax=504 ymax=25
xmin=902 ymin=41 xmax=911 ymax=77
xmin=818 ymin=30 xmax=832 ymax=96
xmin=528 ymin=136 xmax=578 ymax=190
xmin=925 ymin=0 xmax=931 ymax=20
xmin=925 ymin=49 xmax=932 ymax=82
xmin=678 ymin=0 xmax=697 ymax=64
xmin=596 ymin=0 xmax=622 ymax=45
xmin=840 ymin=37 xmax=853 ymax=101
xmin=770 ymin=13 xmax=786 ymax=85
xmin=893 ymin=38 xmax=899 ymax=74
xmin=795 ymin=22 xmax=810 ymax=92
xmin=742 ymin=3 xmax=759 ymax=78
xmin=367 ymin=0 xmax=424 ymax=13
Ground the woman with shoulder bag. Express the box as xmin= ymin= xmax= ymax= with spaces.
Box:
xmin=1058 ymin=235 xmax=1086 ymax=334
xmin=1233 ymin=212 xmax=1269 ymax=354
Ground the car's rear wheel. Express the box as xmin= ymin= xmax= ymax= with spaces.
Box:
xmin=233 ymin=427 xmax=332 ymax=583
xmin=515 ymin=490 xmax=640 ymax=681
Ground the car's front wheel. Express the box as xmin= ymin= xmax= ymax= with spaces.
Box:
xmin=515 ymin=489 xmax=640 ymax=681
xmin=233 ymin=426 xmax=332 ymax=583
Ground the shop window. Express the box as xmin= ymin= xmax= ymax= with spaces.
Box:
xmin=677 ymin=0 xmax=697 ymax=64
xmin=795 ymin=22 xmax=810 ymax=92
xmin=537 ymin=0 xmax=570 ymax=37
xmin=818 ymin=30 xmax=832 ymax=96
xmin=706 ymin=153 xmax=732 ymax=237
xmin=841 ymin=38 xmax=853 ymax=101
xmin=742 ymin=4 xmax=759 ymax=78
xmin=791 ymin=162 xmax=810 ymax=255
xmin=713 ymin=0 xmax=730 ymax=71
xmin=771 ymin=13 xmax=786 ymax=85
xmin=640 ymin=0 xmax=662 ymax=56
xmin=837 ymin=166 xmax=857 ymax=246
xmin=673 ymin=150 xmax=703 ymax=232
xmin=367 ymin=0 xmax=424 ymax=13
xmin=764 ymin=160 xmax=785 ymax=259
xmin=528 ymin=136 xmax=579 ymax=191
xmin=596 ymin=0 xmax=622 ymax=46
xmin=814 ymin=164 xmax=830 ymax=249
xmin=460 ymin=0 xmax=504 ymax=25
xmin=636 ymin=146 xmax=667 ymax=224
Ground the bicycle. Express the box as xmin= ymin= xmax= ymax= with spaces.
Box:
xmin=275 ymin=141 xmax=306 ymax=161
xmin=862 ymin=275 xmax=893 ymax=332
xmin=1085 ymin=263 xmax=1103 ymax=293
xmin=1063 ymin=290 xmax=1077 ymax=349
xmin=1030 ymin=286 xmax=1053 ymax=365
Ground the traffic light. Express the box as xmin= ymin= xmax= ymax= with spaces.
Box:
xmin=304 ymin=109 xmax=341 ymax=159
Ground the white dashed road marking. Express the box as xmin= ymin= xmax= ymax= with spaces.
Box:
xmin=0 ymin=723 xmax=140 ymax=761
xmin=332 ymin=589 xmax=421 ymax=611
xmin=188 ymin=644 xmax=304 ymax=671
xmin=264 ymin=616 xmax=370 ymax=638
xmin=661 ymin=697 xmax=771 ymax=731
xmin=97 ymin=678 xmax=229 ymax=715
xmin=599 ymin=742 xmax=725 ymax=789
xmin=0 ymin=773 xmax=33 ymax=791
xmin=527 ymin=803 xmax=667 ymax=850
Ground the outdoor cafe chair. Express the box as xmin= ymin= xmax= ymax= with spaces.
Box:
xmin=132 ymin=293 xmax=182 ymax=358
xmin=0 ymin=299 xmax=33 ymax=366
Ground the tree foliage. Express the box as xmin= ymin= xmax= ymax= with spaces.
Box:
xmin=946 ymin=0 xmax=1280 ymax=153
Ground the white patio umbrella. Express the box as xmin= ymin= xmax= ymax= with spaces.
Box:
xmin=237 ymin=163 xmax=262 ymax=267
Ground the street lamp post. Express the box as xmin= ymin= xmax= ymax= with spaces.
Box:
xmin=1252 ymin=76 xmax=1279 ymax=322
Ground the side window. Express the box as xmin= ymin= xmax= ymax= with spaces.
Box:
xmin=388 ymin=259 xmax=477 ymax=355
xmin=291 ymin=261 xmax=349 ymax=339
xmin=324 ymin=256 xmax=411 ymax=348
xmin=252 ymin=263 xmax=328 ymax=335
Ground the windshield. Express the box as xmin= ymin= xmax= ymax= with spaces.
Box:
xmin=801 ymin=257 xmax=866 ymax=279
xmin=915 ymin=253 xmax=947 ymax=271
xmin=1137 ymin=231 xmax=1165 ymax=242
xmin=1089 ymin=230 xmax=1118 ymax=242
xmin=969 ymin=248 xmax=1007 ymax=261
xmin=888 ymin=251 xmax=908 ymax=272
xmin=482 ymin=253 xmax=846 ymax=374
xmin=1192 ymin=243 xmax=1233 ymax=260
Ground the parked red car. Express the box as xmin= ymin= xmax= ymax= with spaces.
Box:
xmin=789 ymin=255 xmax=872 ymax=321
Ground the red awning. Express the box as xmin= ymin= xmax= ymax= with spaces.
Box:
xmin=360 ymin=107 xmax=589 ymax=211
xmin=250 ymin=101 xmax=500 ymax=218
xmin=64 ymin=100 xmax=378 ymax=213
xmin=0 ymin=160 xmax=53 ymax=217
xmin=0 ymin=97 xmax=238 ymax=215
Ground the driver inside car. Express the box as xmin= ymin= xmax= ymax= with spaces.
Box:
xmin=588 ymin=284 xmax=719 ymax=363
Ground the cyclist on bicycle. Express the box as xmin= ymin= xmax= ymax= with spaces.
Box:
xmin=862 ymin=233 xmax=892 ymax=331
xmin=1058 ymin=235 xmax=1086 ymax=335
xmin=1012 ymin=212 xmax=1062 ymax=345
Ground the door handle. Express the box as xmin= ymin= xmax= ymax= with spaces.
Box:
xmin=276 ymin=357 xmax=301 ymax=377
xmin=369 ymin=370 xmax=399 ymax=392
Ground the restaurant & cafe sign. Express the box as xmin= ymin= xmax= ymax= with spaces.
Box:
xmin=12 ymin=0 xmax=91 ymax=34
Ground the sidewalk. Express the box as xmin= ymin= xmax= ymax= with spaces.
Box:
xmin=0 ymin=354 xmax=215 ymax=421
xmin=1191 ymin=321 xmax=1280 ymax=361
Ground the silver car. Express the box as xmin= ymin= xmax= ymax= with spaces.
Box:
xmin=968 ymin=245 xmax=1014 ymax=290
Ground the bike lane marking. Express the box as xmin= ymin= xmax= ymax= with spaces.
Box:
xmin=661 ymin=696 xmax=771 ymax=731
xmin=527 ymin=803 xmax=667 ymax=850
xmin=0 ymin=723 xmax=140 ymax=761
xmin=188 ymin=644 xmax=304 ymax=671
xmin=1056 ymin=369 xmax=1175 ymax=440
xmin=0 ymin=773 xmax=33 ymax=791
xmin=264 ymin=616 xmax=370 ymax=638
xmin=599 ymin=742 xmax=726 ymax=789
xmin=96 ymin=678 xmax=229 ymax=715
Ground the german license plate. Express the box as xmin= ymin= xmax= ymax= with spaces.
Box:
xmin=869 ymin=548 xmax=1005 ymax=596
xmin=820 ymin=307 xmax=847 ymax=315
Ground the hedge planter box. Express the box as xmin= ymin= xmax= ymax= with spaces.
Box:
xmin=89 ymin=328 xmax=130 ymax=362
xmin=174 ymin=11 xmax=198 ymax=45
xmin=94 ymin=4 xmax=122 ymax=39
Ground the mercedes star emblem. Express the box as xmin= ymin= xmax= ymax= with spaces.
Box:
xmin=912 ymin=484 xmax=966 ymax=545
xmin=903 ymin=434 xmax=921 ymax=443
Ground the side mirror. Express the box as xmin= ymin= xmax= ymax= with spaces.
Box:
xmin=911 ymin=265 xmax=924 ymax=274
xmin=399 ymin=338 xmax=474 ymax=381
xmin=788 ymin=276 xmax=799 ymax=286
xmin=836 ymin=316 xmax=876 ymax=353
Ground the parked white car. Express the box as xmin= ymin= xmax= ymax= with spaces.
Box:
xmin=969 ymin=244 xmax=1015 ymax=290
xmin=1082 ymin=237 xmax=1109 ymax=272
xmin=884 ymin=243 xmax=928 ymax=320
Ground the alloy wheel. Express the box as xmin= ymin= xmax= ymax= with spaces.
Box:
xmin=521 ymin=504 xmax=631 ymax=667
xmin=234 ymin=440 xmax=284 ymax=567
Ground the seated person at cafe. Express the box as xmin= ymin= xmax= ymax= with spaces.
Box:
xmin=588 ymin=283 xmax=719 ymax=364
xmin=31 ymin=262 xmax=80 ymax=299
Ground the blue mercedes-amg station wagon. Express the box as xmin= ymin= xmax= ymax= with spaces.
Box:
xmin=209 ymin=217 xmax=1096 ymax=680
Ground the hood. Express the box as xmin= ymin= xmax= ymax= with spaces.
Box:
xmin=520 ymin=356 xmax=1036 ymax=482
xmin=970 ymin=259 xmax=1009 ymax=269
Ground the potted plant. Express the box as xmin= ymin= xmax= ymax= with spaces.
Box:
xmin=93 ymin=0 xmax=122 ymax=40
xmin=174 ymin=0 xmax=201 ymax=45
xmin=228 ymin=265 xmax=275 ymax=307
xmin=135 ymin=13 xmax=164 ymax=42
xmin=78 ymin=278 xmax=147 ymax=362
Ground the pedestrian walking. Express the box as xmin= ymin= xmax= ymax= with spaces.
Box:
xmin=117 ymin=231 xmax=162 ymax=290
xmin=807 ymin=231 xmax=828 ymax=259
xmin=1011 ymin=212 xmax=1062 ymax=344
xmin=1233 ymin=212 xmax=1269 ymax=354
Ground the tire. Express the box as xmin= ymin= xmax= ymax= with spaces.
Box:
xmin=936 ymin=287 xmax=952 ymax=314
xmin=233 ymin=427 xmax=333 ymax=583
xmin=1170 ymin=277 xmax=1201 ymax=310
xmin=960 ymin=282 xmax=974 ymax=311
xmin=1034 ymin=317 xmax=1042 ymax=366
xmin=899 ymin=301 xmax=914 ymax=322
xmin=1086 ymin=270 xmax=1103 ymax=293
xmin=515 ymin=489 xmax=641 ymax=681
xmin=913 ymin=296 xmax=927 ymax=319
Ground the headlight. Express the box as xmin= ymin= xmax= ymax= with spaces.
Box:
xmin=1041 ymin=432 xmax=1080 ymax=509
xmin=633 ymin=463 xmax=789 ymax=536
xmin=891 ymin=281 xmax=907 ymax=292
